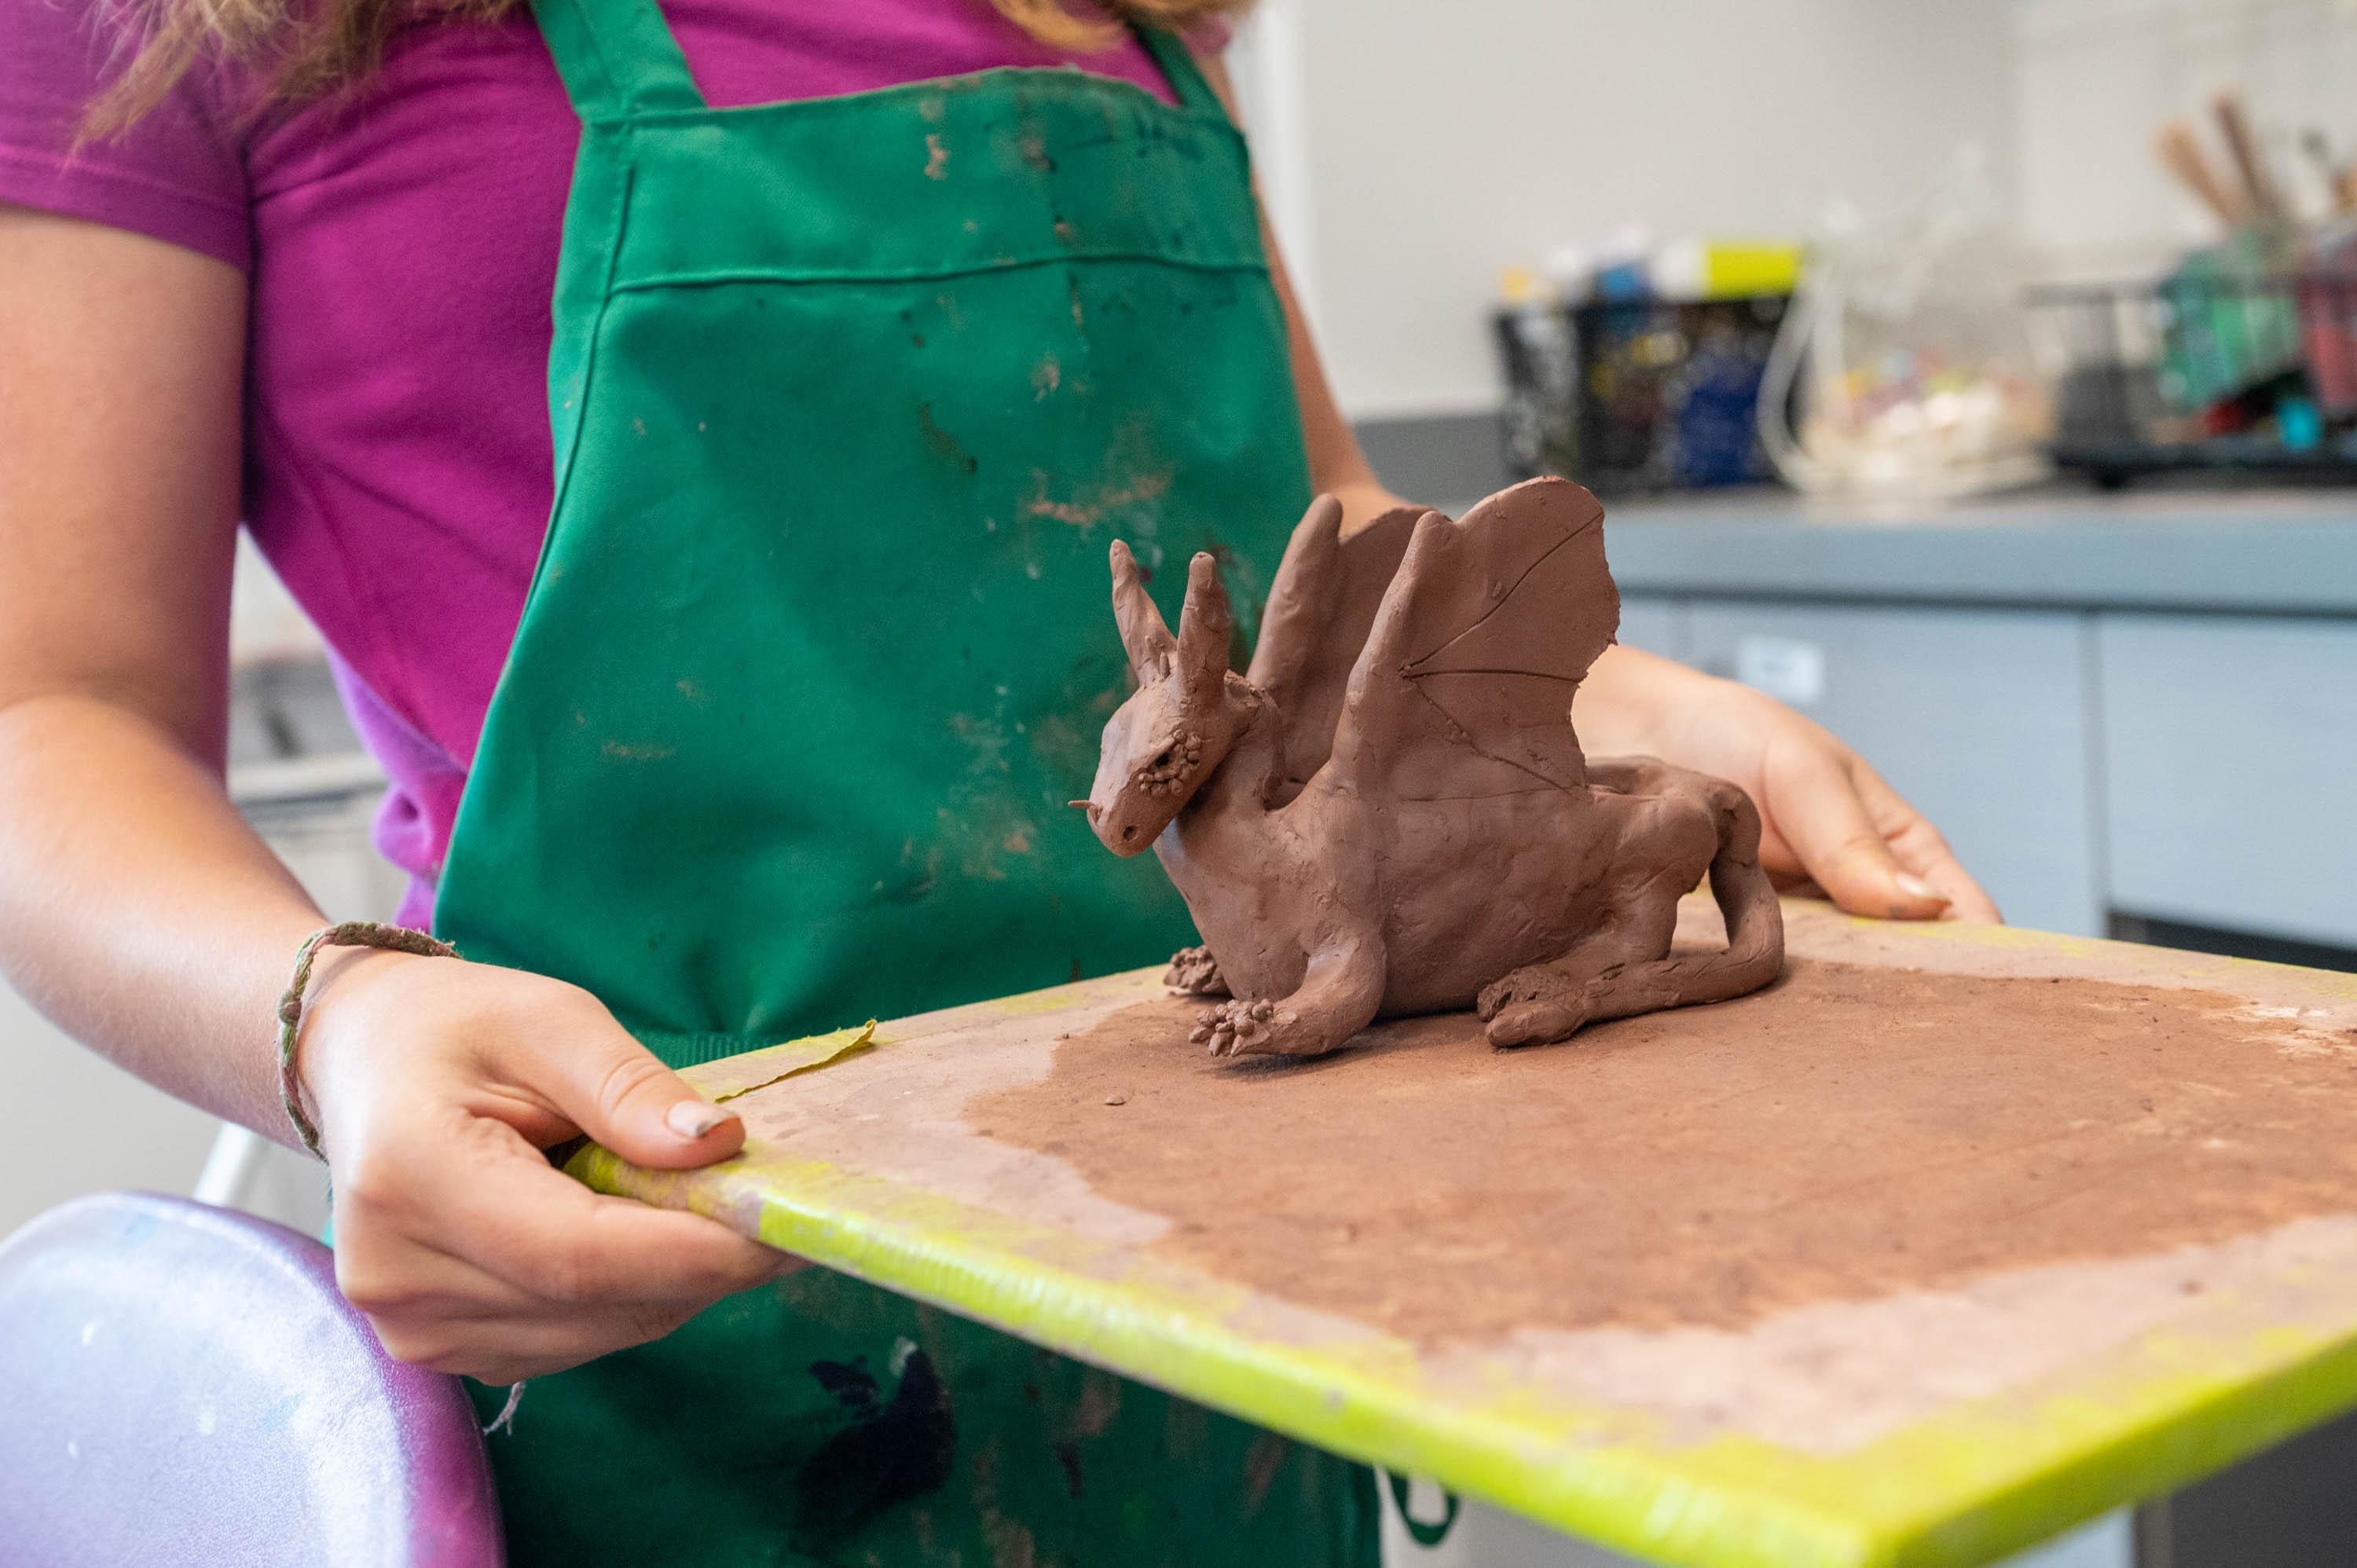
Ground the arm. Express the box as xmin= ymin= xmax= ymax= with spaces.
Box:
xmin=0 ymin=204 xmax=789 ymax=1381
xmin=1196 ymin=53 xmax=1390 ymax=529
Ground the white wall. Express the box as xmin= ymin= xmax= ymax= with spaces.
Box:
xmin=1236 ymin=0 xmax=2020 ymax=418
xmin=2017 ymin=0 xmax=2357 ymax=272
xmin=0 ymin=786 xmax=398 ymax=1244
xmin=0 ymin=985 xmax=243 ymax=1236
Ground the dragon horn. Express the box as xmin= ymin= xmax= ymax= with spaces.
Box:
xmin=1175 ymin=551 xmax=1232 ymax=690
xmin=1109 ymin=540 xmax=1177 ymax=678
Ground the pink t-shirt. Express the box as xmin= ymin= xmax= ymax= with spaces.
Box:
xmin=0 ymin=2 xmax=1208 ymax=925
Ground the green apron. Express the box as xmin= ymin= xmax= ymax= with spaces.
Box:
xmin=428 ymin=1 xmax=1378 ymax=1561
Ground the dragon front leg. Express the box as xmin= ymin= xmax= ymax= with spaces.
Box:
xmin=1163 ymin=945 xmax=1230 ymax=997
xmin=1190 ymin=934 xmax=1386 ymax=1059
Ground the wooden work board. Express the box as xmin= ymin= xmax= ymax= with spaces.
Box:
xmin=570 ymin=902 xmax=2357 ymax=1568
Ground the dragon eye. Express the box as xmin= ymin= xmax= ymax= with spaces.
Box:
xmin=1152 ymin=748 xmax=1175 ymax=769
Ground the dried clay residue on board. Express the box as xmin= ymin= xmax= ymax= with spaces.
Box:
xmin=968 ymin=958 xmax=2357 ymax=1346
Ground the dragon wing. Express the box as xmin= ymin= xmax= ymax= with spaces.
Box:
xmin=1244 ymin=496 xmax=1424 ymax=804
xmin=1327 ymin=476 xmax=1617 ymax=802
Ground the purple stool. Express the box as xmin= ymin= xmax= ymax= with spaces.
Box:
xmin=0 ymin=1191 xmax=503 ymax=1567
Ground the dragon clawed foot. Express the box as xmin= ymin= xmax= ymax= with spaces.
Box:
xmin=1189 ymin=997 xmax=1301 ymax=1057
xmin=1164 ymin=945 xmax=1230 ymax=997
xmin=1477 ymin=965 xmax=1604 ymax=1048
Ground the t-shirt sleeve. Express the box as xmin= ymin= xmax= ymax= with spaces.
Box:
xmin=0 ymin=2 xmax=249 ymax=269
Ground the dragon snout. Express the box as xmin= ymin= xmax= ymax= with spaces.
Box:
xmin=1072 ymin=795 xmax=1144 ymax=852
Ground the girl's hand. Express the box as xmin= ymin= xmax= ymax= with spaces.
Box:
xmin=1328 ymin=480 xmax=1416 ymax=535
xmin=1578 ymin=645 xmax=2003 ymax=924
xmin=300 ymin=950 xmax=800 ymax=1384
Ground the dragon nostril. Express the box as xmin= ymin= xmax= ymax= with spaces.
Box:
xmin=1120 ymin=824 xmax=1138 ymax=842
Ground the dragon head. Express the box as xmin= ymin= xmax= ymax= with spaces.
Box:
xmin=1080 ymin=543 xmax=1256 ymax=855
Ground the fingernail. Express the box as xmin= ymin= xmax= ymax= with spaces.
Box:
xmin=666 ymin=1101 xmax=728 ymax=1141
xmin=1897 ymin=874 xmax=1947 ymax=904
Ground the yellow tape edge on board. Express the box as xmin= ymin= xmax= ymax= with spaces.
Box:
xmin=572 ymin=1139 xmax=1876 ymax=1567
xmin=573 ymin=1134 xmax=2357 ymax=1567
xmin=569 ymin=915 xmax=2357 ymax=1567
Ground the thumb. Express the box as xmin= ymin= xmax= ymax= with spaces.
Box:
xmin=540 ymin=1025 xmax=748 ymax=1171
xmin=1809 ymin=832 xmax=1952 ymax=921
xmin=1770 ymin=749 xmax=1950 ymax=921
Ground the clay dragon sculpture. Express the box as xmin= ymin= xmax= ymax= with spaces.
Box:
xmin=1078 ymin=476 xmax=1784 ymax=1057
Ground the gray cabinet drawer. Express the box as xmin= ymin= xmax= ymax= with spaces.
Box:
xmin=1686 ymin=602 xmax=2101 ymax=936
xmin=1615 ymin=595 xmax=1688 ymax=661
xmin=2099 ymin=614 xmax=2357 ymax=947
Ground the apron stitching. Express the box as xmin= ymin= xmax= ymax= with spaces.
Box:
xmin=572 ymin=69 xmax=1242 ymax=135
xmin=544 ymin=158 xmax=636 ymax=539
xmin=605 ymin=253 xmax=1270 ymax=295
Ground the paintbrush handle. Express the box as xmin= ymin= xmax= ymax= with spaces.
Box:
xmin=2156 ymin=119 xmax=2249 ymax=228
xmin=2212 ymin=90 xmax=2281 ymax=220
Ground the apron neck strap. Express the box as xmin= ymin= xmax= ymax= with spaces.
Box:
xmin=530 ymin=0 xmax=709 ymax=122
xmin=1135 ymin=27 xmax=1228 ymax=121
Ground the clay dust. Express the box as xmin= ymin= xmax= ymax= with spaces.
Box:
xmin=970 ymin=958 xmax=2357 ymax=1347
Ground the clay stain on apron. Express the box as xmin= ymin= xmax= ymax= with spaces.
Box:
xmin=940 ymin=710 xmax=1040 ymax=882
xmin=880 ymin=837 xmax=944 ymax=904
xmin=966 ymin=1437 xmax=1043 ymax=1568
xmin=918 ymin=402 xmax=981 ymax=477
xmin=1023 ymin=466 xmax=1171 ymax=529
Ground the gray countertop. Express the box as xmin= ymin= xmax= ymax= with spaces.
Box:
xmin=1574 ymin=485 xmax=2357 ymax=615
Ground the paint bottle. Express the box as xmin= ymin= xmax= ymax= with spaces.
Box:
xmin=1541 ymin=229 xmax=1654 ymax=305
xmin=1650 ymin=240 xmax=1805 ymax=302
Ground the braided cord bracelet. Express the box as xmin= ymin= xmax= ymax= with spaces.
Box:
xmin=277 ymin=921 xmax=458 ymax=1159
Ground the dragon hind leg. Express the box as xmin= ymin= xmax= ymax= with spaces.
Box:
xmin=1479 ymin=786 xmax=1710 ymax=1046
xmin=1483 ymin=766 xmax=1784 ymax=1046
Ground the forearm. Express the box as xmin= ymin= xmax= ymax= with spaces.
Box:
xmin=1193 ymin=52 xmax=1386 ymax=518
xmin=1263 ymin=218 xmax=1380 ymax=505
xmin=1573 ymin=643 xmax=1724 ymax=755
xmin=0 ymin=691 xmax=330 ymax=1141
